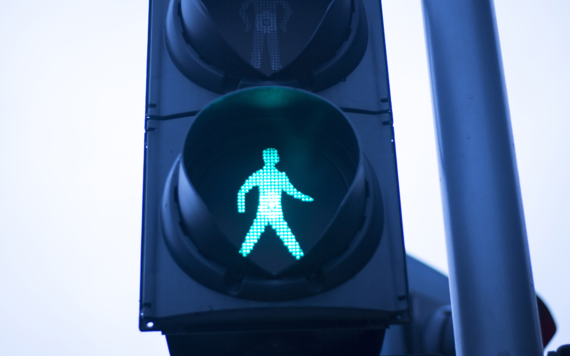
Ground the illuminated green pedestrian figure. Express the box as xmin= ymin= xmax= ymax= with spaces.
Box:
xmin=238 ymin=148 xmax=313 ymax=259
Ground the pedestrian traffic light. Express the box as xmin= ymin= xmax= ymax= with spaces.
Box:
xmin=160 ymin=87 xmax=388 ymax=302
xmin=140 ymin=0 xmax=409 ymax=355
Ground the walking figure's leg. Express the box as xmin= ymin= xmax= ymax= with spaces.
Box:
xmin=239 ymin=216 xmax=267 ymax=256
xmin=251 ymin=30 xmax=264 ymax=69
xmin=271 ymin=218 xmax=304 ymax=259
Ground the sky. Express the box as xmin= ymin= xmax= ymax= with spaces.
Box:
xmin=0 ymin=0 xmax=568 ymax=355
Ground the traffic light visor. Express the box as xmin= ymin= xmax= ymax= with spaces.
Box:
xmin=161 ymin=87 xmax=384 ymax=300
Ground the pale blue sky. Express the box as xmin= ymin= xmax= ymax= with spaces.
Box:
xmin=0 ymin=1 xmax=567 ymax=354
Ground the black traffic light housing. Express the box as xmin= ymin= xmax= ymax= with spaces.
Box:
xmin=165 ymin=0 xmax=368 ymax=92
xmin=141 ymin=0 xmax=410 ymax=354
xmin=161 ymin=88 xmax=386 ymax=301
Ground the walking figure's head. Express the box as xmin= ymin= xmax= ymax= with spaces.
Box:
xmin=263 ymin=148 xmax=279 ymax=166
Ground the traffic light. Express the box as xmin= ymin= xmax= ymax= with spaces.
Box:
xmin=140 ymin=0 xmax=409 ymax=355
xmin=381 ymin=256 xmax=558 ymax=356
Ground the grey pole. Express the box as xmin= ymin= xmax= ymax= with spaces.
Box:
xmin=421 ymin=1 xmax=543 ymax=355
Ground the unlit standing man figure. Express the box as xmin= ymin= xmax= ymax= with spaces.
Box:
xmin=238 ymin=148 xmax=313 ymax=259
xmin=239 ymin=0 xmax=292 ymax=71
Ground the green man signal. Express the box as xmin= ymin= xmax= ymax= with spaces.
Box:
xmin=237 ymin=148 xmax=313 ymax=259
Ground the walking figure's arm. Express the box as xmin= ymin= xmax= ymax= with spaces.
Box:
xmin=238 ymin=173 xmax=258 ymax=213
xmin=239 ymin=0 xmax=254 ymax=32
xmin=279 ymin=0 xmax=292 ymax=32
xmin=282 ymin=173 xmax=313 ymax=202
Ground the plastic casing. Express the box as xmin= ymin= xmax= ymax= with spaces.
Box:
xmin=140 ymin=0 xmax=409 ymax=334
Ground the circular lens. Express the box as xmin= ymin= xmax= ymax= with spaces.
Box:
xmin=161 ymin=87 xmax=383 ymax=300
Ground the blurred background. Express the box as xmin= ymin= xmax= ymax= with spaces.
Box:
xmin=0 ymin=0 xmax=567 ymax=354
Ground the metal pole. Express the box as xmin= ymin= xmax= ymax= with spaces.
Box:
xmin=421 ymin=1 xmax=543 ymax=355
